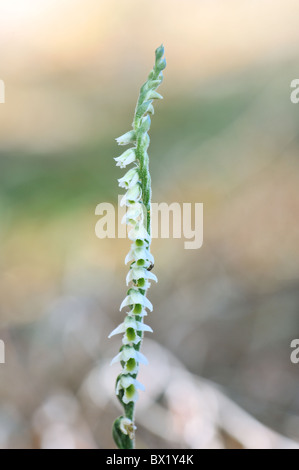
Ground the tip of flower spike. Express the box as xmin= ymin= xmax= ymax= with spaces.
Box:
xmin=155 ymin=44 xmax=164 ymax=61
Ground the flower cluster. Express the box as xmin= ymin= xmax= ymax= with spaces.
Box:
xmin=110 ymin=45 xmax=166 ymax=448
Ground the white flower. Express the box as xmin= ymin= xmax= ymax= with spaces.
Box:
xmin=108 ymin=316 xmax=153 ymax=338
xmin=126 ymin=267 xmax=158 ymax=285
xmin=125 ymin=244 xmax=154 ymax=265
xmin=118 ymin=168 xmax=139 ymax=189
xmin=120 ymin=185 xmax=142 ymax=207
xmin=128 ymin=223 xmax=150 ymax=242
xmin=116 ymin=375 xmax=145 ymax=404
xmin=114 ymin=148 xmax=136 ymax=168
xmin=120 ymin=290 xmax=153 ymax=312
xmin=116 ymin=130 xmax=136 ymax=146
xmin=119 ymin=417 xmax=136 ymax=439
xmin=111 ymin=345 xmax=148 ymax=366
xmin=108 ymin=316 xmax=153 ymax=345
xmin=121 ymin=203 xmax=145 ymax=225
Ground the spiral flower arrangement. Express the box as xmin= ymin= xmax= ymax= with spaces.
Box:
xmin=110 ymin=45 xmax=166 ymax=449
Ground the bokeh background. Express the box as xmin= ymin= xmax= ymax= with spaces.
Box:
xmin=0 ymin=0 xmax=299 ymax=449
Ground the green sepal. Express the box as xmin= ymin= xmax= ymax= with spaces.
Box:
xmin=156 ymin=58 xmax=166 ymax=71
xmin=136 ymin=100 xmax=153 ymax=119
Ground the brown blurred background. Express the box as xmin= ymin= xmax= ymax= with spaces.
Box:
xmin=0 ymin=0 xmax=299 ymax=449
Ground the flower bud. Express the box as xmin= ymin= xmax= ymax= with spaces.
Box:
xmin=155 ymin=44 xmax=164 ymax=61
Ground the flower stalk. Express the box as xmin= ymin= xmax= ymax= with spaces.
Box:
xmin=110 ymin=45 xmax=166 ymax=449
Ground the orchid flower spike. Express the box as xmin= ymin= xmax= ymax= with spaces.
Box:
xmin=109 ymin=45 xmax=166 ymax=449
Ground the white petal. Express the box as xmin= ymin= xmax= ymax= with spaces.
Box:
xmin=120 ymin=185 xmax=142 ymax=207
xmin=110 ymin=352 xmax=122 ymax=365
xmin=146 ymin=271 xmax=158 ymax=283
xmin=128 ymin=224 xmax=150 ymax=242
xmin=135 ymin=351 xmax=148 ymax=365
xmin=111 ymin=346 xmax=138 ymax=365
xmin=120 ymin=290 xmax=153 ymax=311
xmin=134 ymin=379 xmax=145 ymax=391
xmin=142 ymin=280 xmax=152 ymax=290
xmin=114 ymin=148 xmax=136 ymax=168
xmin=120 ymin=291 xmax=140 ymax=310
xmin=141 ymin=296 xmax=153 ymax=311
xmin=121 ymin=203 xmax=144 ymax=225
xmin=120 ymin=296 xmax=132 ymax=310
xmin=136 ymin=322 xmax=153 ymax=333
xmin=120 ymin=193 xmax=127 ymax=207
xmin=108 ymin=322 xmax=126 ymax=338
xmin=127 ymin=185 xmax=142 ymax=201
xmin=118 ymin=168 xmax=139 ymax=189
xmin=118 ymin=375 xmax=145 ymax=393
xmin=119 ymin=375 xmax=134 ymax=388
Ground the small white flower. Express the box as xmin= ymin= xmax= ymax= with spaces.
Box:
xmin=126 ymin=267 xmax=158 ymax=285
xmin=120 ymin=185 xmax=142 ymax=207
xmin=108 ymin=316 xmax=153 ymax=345
xmin=111 ymin=345 xmax=148 ymax=366
xmin=119 ymin=417 xmax=136 ymax=439
xmin=108 ymin=316 xmax=153 ymax=338
xmin=114 ymin=148 xmax=136 ymax=168
xmin=116 ymin=130 xmax=136 ymax=146
xmin=125 ymin=245 xmax=154 ymax=265
xmin=116 ymin=375 xmax=145 ymax=404
xmin=121 ymin=203 xmax=145 ymax=225
xmin=128 ymin=224 xmax=150 ymax=242
xmin=118 ymin=168 xmax=139 ymax=189
xmin=120 ymin=290 xmax=153 ymax=312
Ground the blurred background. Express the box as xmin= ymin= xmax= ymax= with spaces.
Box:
xmin=0 ymin=0 xmax=299 ymax=449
